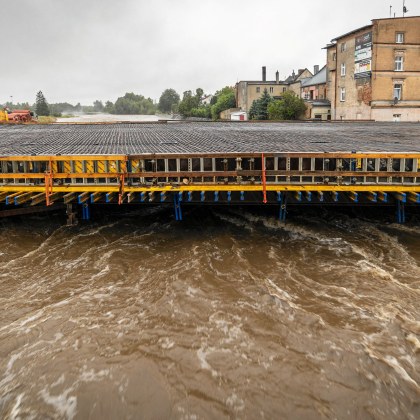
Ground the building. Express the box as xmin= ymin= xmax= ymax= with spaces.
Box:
xmin=301 ymin=65 xmax=327 ymax=100
xmin=235 ymin=67 xmax=314 ymax=116
xmin=201 ymin=95 xmax=213 ymax=106
xmin=326 ymin=16 xmax=420 ymax=121
xmin=236 ymin=67 xmax=289 ymax=114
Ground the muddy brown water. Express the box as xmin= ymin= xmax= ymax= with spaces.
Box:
xmin=0 ymin=207 xmax=419 ymax=419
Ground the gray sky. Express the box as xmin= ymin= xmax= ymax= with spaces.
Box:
xmin=1 ymin=0 xmax=418 ymax=105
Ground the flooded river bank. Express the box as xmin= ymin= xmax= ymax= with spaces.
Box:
xmin=0 ymin=207 xmax=419 ymax=419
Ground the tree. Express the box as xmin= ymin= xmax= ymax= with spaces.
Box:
xmin=112 ymin=92 xmax=156 ymax=115
xmin=158 ymin=88 xmax=180 ymax=113
xmin=249 ymin=89 xmax=272 ymax=120
xmin=93 ymin=100 xmax=104 ymax=112
xmin=267 ymin=91 xmax=306 ymax=120
xmin=35 ymin=91 xmax=50 ymax=116
xmin=104 ymin=101 xmax=114 ymax=114
xmin=210 ymin=86 xmax=236 ymax=120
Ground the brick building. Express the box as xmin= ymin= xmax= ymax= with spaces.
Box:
xmin=326 ymin=16 xmax=420 ymax=121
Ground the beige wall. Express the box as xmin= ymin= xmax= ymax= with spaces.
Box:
xmin=305 ymin=105 xmax=331 ymax=120
xmin=334 ymin=28 xmax=372 ymax=120
xmin=236 ymin=82 xmax=288 ymax=113
xmin=372 ymin=107 xmax=420 ymax=122
xmin=371 ymin=17 xmax=420 ymax=114
xmin=327 ymin=16 xmax=420 ymax=121
xmin=302 ymin=84 xmax=327 ymax=100
xmin=326 ymin=46 xmax=336 ymax=105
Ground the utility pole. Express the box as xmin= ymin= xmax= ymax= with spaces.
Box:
xmin=403 ymin=0 xmax=408 ymax=17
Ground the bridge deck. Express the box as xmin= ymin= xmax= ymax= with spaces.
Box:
xmin=0 ymin=122 xmax=419 ymax=220
xmin=0 ymin=122 xmax=419 ymax=156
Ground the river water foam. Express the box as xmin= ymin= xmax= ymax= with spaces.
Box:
xmin=0 ymin=207 xmax=419 ymax=418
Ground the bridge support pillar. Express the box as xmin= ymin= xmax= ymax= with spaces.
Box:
xmin=82 ymin=203 xmax=91 ymax=221
xmin=66 ymin=204 xmax=78 ymax=226
xmin=279 ymin=193 xmax=287 ymax=222
xmin=396 ymin=200 xmax=406 ymax=224
xmin=173 ymin=193 xmax=183 ymax=221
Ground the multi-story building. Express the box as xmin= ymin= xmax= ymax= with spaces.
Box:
xmin=236 ymin=67 xmax=315 ymax=116
xmin=326 ymin=16 xmax=420 ymax=121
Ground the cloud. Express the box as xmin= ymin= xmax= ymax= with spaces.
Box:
xmin=0 ymin=0 xmax=417 ymax=105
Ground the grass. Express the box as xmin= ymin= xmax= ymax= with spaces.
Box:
xmin=37 ymin=116 xmax=57 ymax=124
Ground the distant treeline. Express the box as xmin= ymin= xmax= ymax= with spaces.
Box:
xmin=2 ymin=87 xmax=238 ymax=119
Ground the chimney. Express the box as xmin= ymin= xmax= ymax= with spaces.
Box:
xmin=275 ymin=70 xmax=279 ymax=84
xmin=262 ymin=66 xmax=266 ymax=82
xmin=314 ymin=65 xmax=319 ymax=75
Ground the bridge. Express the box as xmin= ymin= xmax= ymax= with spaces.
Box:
xmin=0 ymin=121 xmax=419 ymax=223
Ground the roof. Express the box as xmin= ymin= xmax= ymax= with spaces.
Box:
xmin=284 ymin=68 xmax=313 ymax=84
xmin=372 ymin=15 xmax=420 ymax=22
xmin=0 ymin=122 xmax=420 ymax=155
xmin=237 ymin=81 xmax=287 ymax=85
xmin=301 ymin=66 xmax=327 ymax=87
xmin=331 ymin=24 xmax=372 ymax=42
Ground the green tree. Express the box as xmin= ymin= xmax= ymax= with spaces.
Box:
xmin=104 ymin=101 xmax=114 ymax=114
xmin=158 ymin=88 xmax=180 ymax=113
xmin=35 ymin=91 xmax=50 ymax=116
xmin=178 ymin=88 xmax=206 ymax=117
xmin=210 ymin=87 xmax=236 ymax=120
xmin=93 ymin=100 xmax=104 ymax=112
xmin=190 ymin=106 xmax=211 ymax=119
xmin=112 ymin=92 xmax=156 ymax=115
xmin=267 ymin=91 xmax=306 ymax=120
xmin=248 ymin=99 xmax=259 ymax=120
xmin=248 ymin=89 xmax=272 ymax=120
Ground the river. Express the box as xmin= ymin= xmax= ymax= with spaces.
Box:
xmin=0 ymin=206 xmax=419 ymax=419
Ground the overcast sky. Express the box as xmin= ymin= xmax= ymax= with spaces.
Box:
xmin=1 ymin=0 xmax=418 ymax=105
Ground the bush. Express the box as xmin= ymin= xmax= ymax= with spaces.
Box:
xmin=268 ymin=91 xmax=306 ymax=120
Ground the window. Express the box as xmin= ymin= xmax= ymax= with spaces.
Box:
xmin=340 ymin=88 xmax=346 ymax=102
xmin=340 ymin=42 xmax=346 ymax=52
xmin=394 ymin=84 xmax=402 ymax=100
xmin=256 ymin=87 xmax=260 ymax=93
xmin=333 ymin=52 xmax=337 ymax=61
xmin=396 ymin=32 xmax=404 ymax=43
xmin=395 ymin=56 xmax=404 ymax=71
xmin=269 ymin=87 xmax=274 ymax=93
xmin=282 ymin=87 xmax=287 ymax=92
xmin=341 ymin=63 xmax=346 ymax=76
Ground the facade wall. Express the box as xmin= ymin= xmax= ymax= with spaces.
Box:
xmin=236 ymin=82 xmax=288 ymax=113
xmin=327 ymin=16 xmax=420 ymax=121
xmin=371 ymin=107 xmax=420 ymax=122
xmin=370 ymin=17 xmax=420 ymax=121
xmin=334 ymin=28 xmax=372 ymax=120
xmin=326 ymin=45 xmax=336 ymax=106
xmin=302 ymin=84 xmax=327 ymax=100
xmin=304 ymin=105 xmax=330 ymax=120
